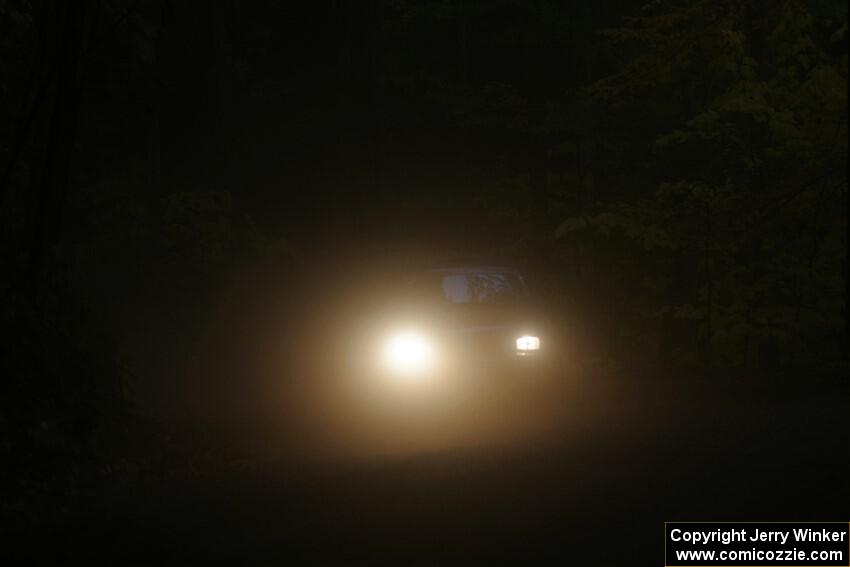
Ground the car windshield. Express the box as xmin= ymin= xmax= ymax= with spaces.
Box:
xmin=410 ymin=268 xmax=528 ymax=306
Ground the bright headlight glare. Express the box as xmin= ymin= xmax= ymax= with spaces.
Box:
xmin=383 ymin=331 xmax=435 ymax=375
xmin=516 ymin=335 xmax=540 ymax=351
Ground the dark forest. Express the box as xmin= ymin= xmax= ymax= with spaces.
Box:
xmin=1 ymin=1 xmax=847 ymax=564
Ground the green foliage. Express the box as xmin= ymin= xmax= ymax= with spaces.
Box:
xmin=561 ymin=0 xmax=848 ymax=370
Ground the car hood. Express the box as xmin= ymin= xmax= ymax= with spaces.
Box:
xmin=432 ymin=304 xmax=539 ymax=335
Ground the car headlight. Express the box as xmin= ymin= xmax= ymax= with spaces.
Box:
xmin=515 ymin=335 xmax=540 ymax=351
xmin=382 ymin=331 xmax=436 ymax=377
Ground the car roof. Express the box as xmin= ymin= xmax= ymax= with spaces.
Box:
xmin=424 ymin=265 xmax=521 ymax=274
xmin=416 ymin=255 xmax=522 ymax=272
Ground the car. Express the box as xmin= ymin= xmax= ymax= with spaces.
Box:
xmin=377 ymin=264 xmax=547 ymax=378
xmin=293 ymin=260 xmax=564 ymax=456
xmin=332 ymin=261 xmax=555 ymax=399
